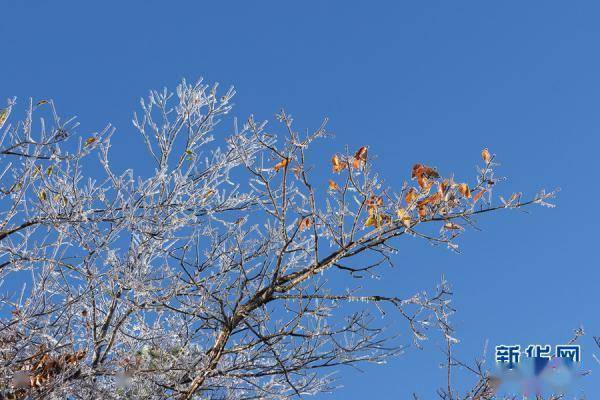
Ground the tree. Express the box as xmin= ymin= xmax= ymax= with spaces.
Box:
xmin=0 ymin=79 xmax=555 ymax=399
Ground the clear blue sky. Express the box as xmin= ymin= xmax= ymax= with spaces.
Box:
xmin=3 ymin=1 xmax=599 ymax=398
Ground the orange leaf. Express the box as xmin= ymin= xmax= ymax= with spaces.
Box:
xmin=458 ymin=183 xmax=471 ymax=198
xmin=405 ymin=188 xmax=418 ymax=205
xmin=411 ymin=164 xmax=422 ymax=180
xmin=298 ymin=217 xmax=312 ymax=232
xmin=481 ymin=148 xmax=491 ymax=163
xmin=412 ymin=163 xmax=440 ymax=180
xmin=354 ymin=146 xmax=368 ymax=162
xmin=418 ymin=192 xmax=442 ymax=207
xmin=328 ymin=180 xmax=340 ymax=191
xmin=84 ymin=137 xmax=97 ymax=147
xmin=273 ymin=158 xmax=289 ymax=172
xmin=332 ymin=154 xmax=348 ymax=173
xmin=472 ymin=189 xmax=485 ymax=204
xmin=352 ymin=146 xmax=368 ymax=169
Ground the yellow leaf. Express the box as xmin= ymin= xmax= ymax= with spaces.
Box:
xmin=85 ymin=137 xmax=97 ymax=147
xmin=365 ymin=215 xmax=377 ymax=227
xmin=0 ymin=108 xmax=8 ymax=129
xmin=38 ymin=190 xmax=47 ymax=201
xmin=396 ymin=208 xmax=411 ymax=227
xmin=46 ymin=166 xmax=53 ymax=176
xmin=365 ymin=213 xmax=390 ymax=228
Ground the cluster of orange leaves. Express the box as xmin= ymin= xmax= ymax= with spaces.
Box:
xmin=328 ymin=147 xmax=369 ymax=192
xmin=274 ymin=144 xmax=493 ymax=233
xmin=351 ymin=147 xmax=492 ymax=230
xmin=331 ymin=146 xmax=368 ymax=173
xmin=364 ymin=194 xmax=391 ymax=228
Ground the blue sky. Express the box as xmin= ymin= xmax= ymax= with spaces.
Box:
xmin=2 ymin=1 xmax=599 ymax=398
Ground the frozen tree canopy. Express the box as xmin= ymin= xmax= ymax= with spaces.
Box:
xmin=0 ymin=79 xmax=556 ymax=399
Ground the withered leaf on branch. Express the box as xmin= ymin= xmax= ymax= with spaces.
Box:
xmin=298 ymin=217 xmax=312 ymax=232
xmin=84 ymin=137 xmax=97 ymax=147
xmin=458 ymin=183 xmax=471 ymax=198
xmin=411 ymin=163 xmax=440 ymax=180
xmin=0 ymin=108 xmax=8 ymax=129
xmin=472 ymin=189 xmax=486 ymax=204
xmin=396 ymin=208 xmax=412 ymax=227
xmin=273 ymin=157 xmax=289 ymax=172
xmin=481 ymin=148 xmax=492 ymax=163
xmin=405 ymin=187 xmax=418 ymax=205
xmin=417 ymin=192 xmax=442 ymax=207
xmin=331 ymin=154 xmax=348 ymax=173
xmin=352 ymin=146 xmax=368 ymax=169
xmin=443 ymin=222 xmax=463 ymax=230
xmin=328 ymin=180 xmax=340 ymax=191
xmin=365 ymin=213 xmax=391 ymax=228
